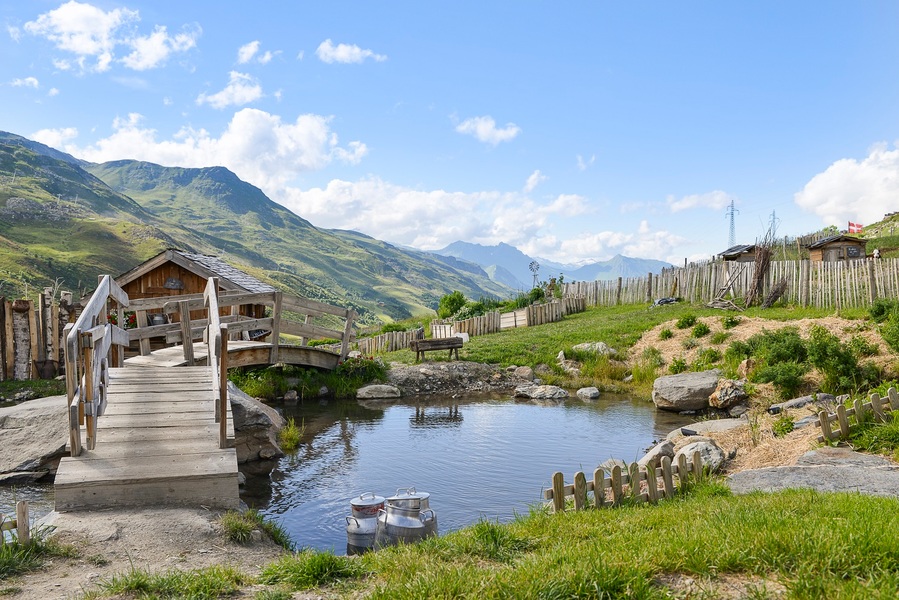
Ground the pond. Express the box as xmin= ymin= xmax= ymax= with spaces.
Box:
xmin=241 ymin=393 xmax=694 ymax=553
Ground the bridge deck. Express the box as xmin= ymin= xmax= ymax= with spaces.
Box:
xmin=54 ymin=366 xmax=239 ymax=511
xmin=124 ymin=340 xmax=342 ymax=370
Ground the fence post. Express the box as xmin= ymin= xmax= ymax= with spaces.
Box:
xmin=551 ymin=471 xmax=565 ymax=513
xmin=615 ymin=277 xmax=623 ymax=305
xmin=16 ymin=500 xmax=29 ymax=545
xmin=573 ymin=471 xmax=587 ymax=510
xmin=593 ymin=468 xmax=607 ymax=508
xmin=646 ymin=272 xmax=653 ymax=303
xmin=868 ymin=259 xmax=877 ymax=303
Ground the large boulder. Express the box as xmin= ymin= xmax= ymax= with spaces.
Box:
xmin=577 ymin=387 xmax=600 ymax=400
xmin=572 ymin=342 xmax=617 ymax=356
xmin=638 ymin=440 xmax=674 ymax=468
xmin=514 ymin=384 xmax=569 ymax=403
xmin=675 ymin=439 xmax=726 ymax=473
xmin=708 ymin=379 xmax=748 ymax=409
xmin=356 ymin=384 xmax=401 ymax=399
xmin=229 ymin=383 xmax=286 ymax=463
xmin=0 ymin=395 xmax=69 ymax=479
xmin=652 ymin=369 xmax=721 ymax=412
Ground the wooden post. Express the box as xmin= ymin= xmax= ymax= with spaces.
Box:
xmin=220 ymin=325 xmax=229 ymax=449
xmin=269 ymin=291 xmax=282 ymax=365
xmin=179 ymin=300 xmax=194 ymax=364
xmin=818 ymin=410 xmax=834 ymax=441
xmin=870 ymin=392 xmax=886 ymax=422
xmin=836 ymin=404 xmax=850 ymax=438
xmin=868 ymin=259 xmax=877 ymax=303
xmin=691 ymin=451 xmax=702 ymax=480
xmin=800 ymin=259 xmax=810 ymax=308
xmin=645 ymin=464 xmax=658 ymax=503
xmin=646 ymin=272 xmax=653 ymax=303
xmin=661 ymin=456 xmax=675 ymax=499
xmin=551 ymin=471 xmax=565 ymax=513
xmin=16 ymin=501 xmax=29 ymax=546
xmin=0 ymin=298 xmax=8 ymax=381
xmin=28 ymin=300 xmax=39 ymax=379
xmin=593 ymin=468 xmax=607 ymax=508
xmin=615 ymin=277 xmax=623 ymax=305
xmin=677 ymin=453 xmax=689 ymax=488
xmin=889 ymin=387 xmax=899 ymax=411
xmin=628 ymin=463 xmax=643 ymax=502
xmin=610 ymin=465 xmax=623 ymax=505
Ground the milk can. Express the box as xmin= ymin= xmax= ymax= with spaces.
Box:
xmin=345 ymin=492 xmax=385 ymax=553
xmin=374 ymin=504 xmax=436 ymax=548
xmin=387 ymin=488 xmax=438 ymax=537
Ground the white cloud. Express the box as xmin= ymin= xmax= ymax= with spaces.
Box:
xmin=524 ymin=169 xmax=546 ymax=193
xmin=315 ymin=39 xmax=386 ymax=64
xmin=667 ymin=190 xmax=735 ymax=213
xmin=65 ymin=108 xmax=367 ymax=193
xmin=237 ymin=41 xmax=260 ymax=64
xmin=795 ymin=143 xmax=899 ymax=227
xmin=122 ymin=24 xmax=200 ymax=70
xmin=31 ymin=127 xmax=78 ymax=148
xmin=196 ymin=71 xmax=263 ymax=109
xmin=8 ymin=25 xmax=21 ymax=42
xmin=576 ymin=154 xmax=595 ymax=171
xmin=296 ymin=50 xmax=305 ymax=61
xmin=455 ymin=115 xmax=521 ymax=145
xmin=11 ymin=77 xmax=39 ymax=88
xmin=162 ymin=96 xmax=173 ymax=106
xmin=48 ymin=87 xmax=60 ymax=97
xmin=24 ymin=1 xmax=197 ymax=73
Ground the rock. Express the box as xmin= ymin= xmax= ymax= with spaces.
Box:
xmin=13 ymin=389 xmax=36 ymax=402
xmin=356 ymin=384 xmax=401 ymax=399
xmin=768 ymin=393 xmax=836 ymax=414
xmin=347 ymin=350 xmax=363 ymax=358
xmin=793 ymin=415 xmax=820 ymax=429
xmin=728 ymin=404 xmax=749 ymax=418
xmin=229 ymin=383 xmax=286 ymax=464
xmin=513 ymin=366 xmax=535 ymax=381
xmin=455 ymin=332 xmax=470 ymax=343
xmin=0 ymin=395 xmax=69 ymax=478
xmin=283 ymin=390 xmax=298 ymax=405
xmin=577 ymin=387 xmax=600 ymax=400
xmin=708 ymin=379 xmax=747 ymax=409
xmin=666 ymin=418 xmax=746 ymax=441
xmin=638 ymin=440 xmax=674 ymax=468
xmin=237 ymin=471 xmax=246 ymax=486
xmin=557 ymin=350 xmax=566 ymax=362
xmin=572 ymin=342 xmax=617 ymax=356
xmin=737 ymin=358 xmax=754 ymax=379
xmin=0 ymin=470 xmax=49 ymax=484
xmin=675 ymin=439 xmax=727 ymax=473
xmin=513 ymin=384 xmax=569 ymax=401
xmin=318 ymin=386 xmax=330 ymax=397
xmin=652 ymin=369 xmax=721 ymax=412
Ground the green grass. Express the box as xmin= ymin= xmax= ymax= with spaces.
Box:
xmin=258 ymin=550 xmax=364 ymax=590
xmin=95 ymin=564 xmax=248 ymax=599
xmin=0 ymin=530 xmax=76 ymax=581
xmin=277 ymin=417 xmax=304 ymax=452
xmin=220 ymin=510 xmax=294 ymax=551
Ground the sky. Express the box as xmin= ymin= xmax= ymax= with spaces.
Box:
xmin=2 ymin=1 xmax=899 ymax=267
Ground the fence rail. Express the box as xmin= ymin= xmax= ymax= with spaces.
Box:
xmin=563 ymin=258 xmax=899 ymax=310
xmin=817 ymin=387 xmax=899 ymax=442
xmin=544 ymin=451 xmax=702 ymax=512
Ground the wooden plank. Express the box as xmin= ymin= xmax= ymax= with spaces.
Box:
xmin=3 ymin=300 xmax=12 ymax=380
xmin=55 ymin=450 xmax=236 ymax=485
xmin=28 ymin=300 xmax=39 ymax=379
xmin=551 ymin=471 xmax=565 ymax=513
xmin=870 ymin=392 xmax=887 ymax=422
xmin=573 ymin=471 xmax=587 ymax=511
xmin=611 ymin=465 xmax=623 ymax=505
xmin=661 ymin=456 xmax=675 ymax=499
xmin=75 ymin=438 xmax=224 ymax=459
xmin=645 ymin=465 xmax=658 ymax=504
xmin=837 ymin=404 xmax=850 ymax=438
xmin=593 ymin=468 xmax=607 ymax=508
xmin=54 ymin=472 xmax=239 ymax=511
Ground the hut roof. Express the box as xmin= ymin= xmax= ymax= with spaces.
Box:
xmin=807 ymin=235 xmax=867 ymax=249
xmin=115 ymin=248 xmax=277 ymax=294
xmin=719 ymin=244 xmax=756 ymax=258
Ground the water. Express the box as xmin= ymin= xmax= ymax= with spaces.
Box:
xmin=241 ymin=393 xmax=693 ymax=553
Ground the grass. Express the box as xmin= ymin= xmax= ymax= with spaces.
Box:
xmin=220 ymin=510 xmax=295 ymax=551
xmin=93 ymin=564 xmax=248 ymax=599
xmin=277 ymin=417 xmax=304 ymax=452
xmin=0 ymin=529 xmax=76 ymax=581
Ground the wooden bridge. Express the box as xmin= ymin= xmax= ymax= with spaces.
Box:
xmin=54 ymin=276 xmax=356 ymax=511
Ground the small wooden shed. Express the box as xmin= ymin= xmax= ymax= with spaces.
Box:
xmin=114 ymin=249 xmax=276 ymax=322
xmin=719 ymin=244 xmax=757 ymax=263
xmin=807 ymin=235 xmax=867 ymax=262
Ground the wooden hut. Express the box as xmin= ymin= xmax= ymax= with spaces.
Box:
xmin=718 ymin=244 xmax=756 ymax=263
xmin=807 ymin=235 xmax=867 ymax=262
xmin=114 ymin=249 xmax=276 ymax=324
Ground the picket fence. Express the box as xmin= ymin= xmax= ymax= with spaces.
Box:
xmin=0 ymin=501 xmax=30 ymax=546
xmin=816 ymin=387 xmax=899 ymax=443
xmin=544 ymin=451 xmax=703 ymax=513
xmin=563 ymin=258 xmax=899 ymax=310
xmin=355 ymin=327 xmax=424 ymax=356
xmin=434 ymin=297 xmax=587 ymax=340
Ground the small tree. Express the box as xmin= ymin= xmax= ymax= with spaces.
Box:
xmin=437 ymin=290 xmax=466 ymax=319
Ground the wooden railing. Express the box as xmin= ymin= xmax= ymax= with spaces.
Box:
xmin=125 ymin=291 xmax=356 ymax=363
xmin=64 ymin=275 xmax=130 ymax=455
xmin=203 ymin=278 xmax=229 ymax=449
xmin=544 ymin=451 xmax=703 ymax=513
xmin=0 ymin=501 xmax=29 ymax=546
xmin=816 ymin=387 xmax=899 ymax=442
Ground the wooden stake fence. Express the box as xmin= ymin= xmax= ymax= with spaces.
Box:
xmin=544 ymin=451 xmax=703 ymax=513
xmin=355 ymin=327 xmax=424 ymax=355
xmin=0 ymin=501 xmax=30 ymax=546
xmin=817 ymin=387 xmax=899 ymax=443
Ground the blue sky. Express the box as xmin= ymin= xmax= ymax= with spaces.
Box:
xmin=2 ymin=1 xmax=899 ymax=266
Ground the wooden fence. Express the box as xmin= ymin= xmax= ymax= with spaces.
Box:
xmin=0 ymin=501 xmax=30 ymax=546
xmin=544 ymin=451 xmax=702 ymax=513
xmin=564 ymin=258 xmax=899 ymax=310
xmin=435 ymin=297 xmax=588 ymax=339
xmin=816 ymin=387 xmax=899 ymax=443
xmin=0 ymin=288 xmax=78 ymax=381
xmin=355 ymin=327 xmax=424 ymax=355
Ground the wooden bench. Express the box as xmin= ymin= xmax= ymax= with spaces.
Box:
xmin=410 ymin=337 xmax=463 ymax=362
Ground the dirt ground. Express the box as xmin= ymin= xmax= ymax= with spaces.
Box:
xmin=6 ymin=314 xmax=895 ymax=599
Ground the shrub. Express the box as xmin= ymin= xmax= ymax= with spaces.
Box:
xmin=880 ymin=314 xmax=899 ymax=353
xmin=682 ymin=337 xmax=699 ymax=350
xmin=847 ymin=335 xmax=878 ymax=358
xmin=772 ymin=414 xmax=795 ymax=437
xmin=753 ymin=362 xmax=807 ymax=399
xmin=437 ymin=291 xmax=466 ymax=319
xmin=721 ymin=315 xmax=742 ymax=329
xmin=659 ymin=328 xmax=673 ymax=340
xmin=695 ymin=348 xmax=722 ymax=364
xmin=710 ymin=331 xmax=730 ymax=345
xmin=669 ymin=357 xmax=688 ymax=374
xmin=675 ymin=315 xmax=696 ymax=329
xmin=869 ymin=298 xmax=899 ymax=323
xmin=380 ymin=322 xmax=407 ymax=334
xmin=692 ymin=322 xmax=711 ymax=338
xmin=807 ymin=325 xmax=880 ymax=394
xmin=632 ymin=348 xmax=664 ymax=386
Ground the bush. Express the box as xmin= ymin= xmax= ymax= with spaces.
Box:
xmin=380 ymin=322 xmax=407 ymax=334
xmin=692 ymin=322 xmax=711 ymax=338
xmin=659 ymin=328 xmax=673 ymax=340
xmin=869 ymin=298 xmax=899 ymax=323
xmin=675 ymin=315 xmax=696 ymax=329
xmin=721 ymin=315 xmax=742 ymax=329
xmin=753 ymin=362 xmax=807 ymax=399
xmin=772 ymin=414 xmax=795 ymax=437
xmin=682 ymin=337 xmax=699 ymax=350
xmin=880 ymin=314 xmax=899 ymax=353
xmin=437 ymin=291 xmax=466 ymax=319
xmin=807 ymin=325 xmax=880 ymax=394
xmin=847 ymin=335 xmax=878 ymax=358
xmin=695 ymin=348 xmax=722 ymax=365
xmin=669 ymin=357 xmax=688 ymax=374
xmin=710 ymin=331 xmax=730 ymax=345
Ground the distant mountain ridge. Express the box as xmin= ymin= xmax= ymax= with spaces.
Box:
xmin=433 ymin=241 xmax=671 ymax=289
xmin=0 ymin=130 xmax=514 ymax=324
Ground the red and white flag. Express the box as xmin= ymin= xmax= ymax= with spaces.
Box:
xmin=849 ymin=221 xmax=863 ymax=233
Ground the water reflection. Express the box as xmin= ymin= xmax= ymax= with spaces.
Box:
xmin=242 ymin=393 xmax=693 ymax=553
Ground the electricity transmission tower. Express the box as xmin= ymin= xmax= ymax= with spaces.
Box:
xmin=725 ymin=199 xmax=739 ymax=247
xmin=529 ymin=261 xmax=540 ymax=289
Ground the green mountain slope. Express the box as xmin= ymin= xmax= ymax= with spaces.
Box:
xmin=0 ymin=131 xmax=515 ymax=322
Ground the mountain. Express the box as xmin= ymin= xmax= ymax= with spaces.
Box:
xmin=0 ymin=131 xmax=513 ymax=323
xmin=433 ymin=241 xmax=672 ymax=288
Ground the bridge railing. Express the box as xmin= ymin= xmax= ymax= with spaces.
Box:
xmin=64 ymin=275 xmax=130 ymax=455
xmin=203 ymin=278 xmax=229 ymax=449
xmin=125 ymin=290 xmax=356 ymax=363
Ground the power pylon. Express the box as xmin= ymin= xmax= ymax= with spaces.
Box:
xmin=725 ymin=199 xmax=739 ymax=247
